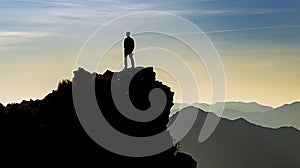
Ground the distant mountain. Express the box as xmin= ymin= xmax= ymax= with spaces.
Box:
xmin=239 ymin=102 xmax=300 ymax=130
xmin=172 ymin=102 xmax=300 ymax=130
xmin=214 ymin=101 xmax=273 ymax=112
xmin=171 ymin=101 xmax=273 ymax=115
xmin=171 ymin=103 xmax=191 ymax=115
xmin=171 ymin=107 xmax=300 ymax=168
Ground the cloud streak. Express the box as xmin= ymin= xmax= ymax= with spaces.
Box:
xmin=1 ymin=1 xmax=297 ymax=30
xmin=164 ymin=25 xmax=300 ymax=36
xmin=0 ymin=31 xmax=50 ymax=47
xmin=205 ymin=25 xmax=300 ymax=34
xmin=1 ymin=0 xmax=299 ymax=50
xmin=168 ymin=8 xmax=296 ymax=16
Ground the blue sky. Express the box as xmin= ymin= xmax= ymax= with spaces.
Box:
xmin=0 ymin=0 xmax=300 ymax=106
xmin=1 ymin=0 xmax=299 ymax=46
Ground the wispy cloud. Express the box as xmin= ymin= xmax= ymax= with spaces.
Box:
xmin=2 ymin=1 xmax=296 ymax=31
xmin=164 ymin=25 xmax=300 ymax=36
xmin=0 ymin=1 xmax=159 ymax=28
xmin=205 ymin=25 xmax=300 ymax=34
xmin=0 ymin=1 xmax=158 ymax=50
xmin=167 ymin=9 xmax=228 ymax=16
xmin=1 ymin=0 xmax=299 ymax=50
xmin=168 ymin=8 xmax=296 ymax=16
xmin=0 ymin=31 xmax=50 ymax=47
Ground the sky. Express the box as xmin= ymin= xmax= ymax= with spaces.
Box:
xmin=0 ymin=0 xmax=299 ymax=107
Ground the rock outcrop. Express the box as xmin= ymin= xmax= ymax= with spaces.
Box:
xmin=0 ymin=67 xmax=197 ymax=167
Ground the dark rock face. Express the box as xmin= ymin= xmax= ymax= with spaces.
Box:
xmin=0 ymin=67 xmax=197 ymax=167
xmin=0 ymin=103 xmax=4 ymax=118
xmin=94 ymin=67 xmax=174 ymax=137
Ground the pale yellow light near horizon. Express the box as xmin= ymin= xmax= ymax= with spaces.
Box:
xmin=96 ymin=36 xmax=300 ymax=107
xmin=0 ymin=35 xmax=299 ymax=108
xmin=220 ymin=48 xmax=300 ymax=107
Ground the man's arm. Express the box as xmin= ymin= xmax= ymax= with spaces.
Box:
xmin=130 ymin=38 xmax=135 ymax=50
xmin=124 ymin=38 xmax=127 ymax=49
xmin=132 ymin=38 xmax=135 ymax=50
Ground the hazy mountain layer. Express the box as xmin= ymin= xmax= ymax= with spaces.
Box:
xmin=172 ymin=102 xmax=300 ymax=130
xmin=171 ymin=107 xmax=300 ymax=168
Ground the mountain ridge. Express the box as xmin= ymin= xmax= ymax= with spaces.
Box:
xmin=1 ymin=67 xmax=299 ymax=167
xmin=171 ymin=106 xmax=300 ymax=168
xmin=172 ymin=101 xmax=300 ymax=130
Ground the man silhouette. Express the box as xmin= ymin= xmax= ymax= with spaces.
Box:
xmin=123 ymin=31 xmax=135 ymax=69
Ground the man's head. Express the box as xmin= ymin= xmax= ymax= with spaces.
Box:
xmin=126 ymin=31 xmax=131 ymax=37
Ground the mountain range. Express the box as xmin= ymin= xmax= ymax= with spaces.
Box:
xmin=170 ymin=106 xmax=300 ymax=168
xmin=171 ymin=101 xmax=300 ymax=130
xmin=0 ymin=67 xmax=299 ymax=167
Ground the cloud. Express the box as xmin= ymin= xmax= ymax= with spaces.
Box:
xmin=0 ymin=31 xmax=50 ymax=46
xmin=0 ymin=1 xmax=159 ymax=28
xmin=162 ymin=25 xmax=300 ymax=37
xmin=1 ymin=0 xmax=299 ymax=50
xmin=167 ymin=8 xmax=296 ymax=16
xmin=3 ymin=0 xmax=295 ymax=32
xmin=205 ymin=25 xmax=300 ymax=34
xmin=167 ymin=9 xmax=228 ymax=16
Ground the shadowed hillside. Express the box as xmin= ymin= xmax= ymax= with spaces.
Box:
xmin=0 ymin=67 xmax=196 ymax=167
xmin=170 ymin=107 xmax=300 ymax=168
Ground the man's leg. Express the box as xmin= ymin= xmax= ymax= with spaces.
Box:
xmin=129 ymin=53 xmax=135 ymax=68
xmin=124 ymin=55 xmax=128 ymax=69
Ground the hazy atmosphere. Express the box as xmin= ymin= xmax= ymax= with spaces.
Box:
xmin=1 ymin=0 xmax=300 ymax=107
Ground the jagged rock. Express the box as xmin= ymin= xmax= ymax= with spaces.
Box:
xmin=0 ymin=103 xmax=5 ymax=116
xmin=0 ymin=67 xmax=197 ymax=167
xmin=0 ymin=103 xmax=5 ymax=127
